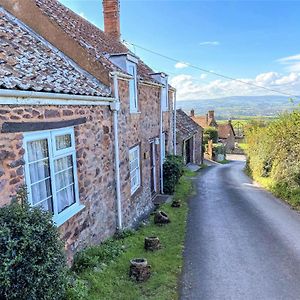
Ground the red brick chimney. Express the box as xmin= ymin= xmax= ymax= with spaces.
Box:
xmin=208 ymin=110 xmax=215 ymax=119
xmin=103 ymin=0 xmax=120 ymax=40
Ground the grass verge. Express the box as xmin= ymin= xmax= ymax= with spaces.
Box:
xmin=244 ymin=159 xmax=300 ymax=210
xmin=68 ymin=171 xmax=195 ymax=300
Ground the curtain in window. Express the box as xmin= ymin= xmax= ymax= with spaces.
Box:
xmin=129 ymin=147 xmax=140 ymax=193
xmin=55 ymin=134 xmax=72 ymax=150
xmin=27 ymin=139 xmax=53 ymax=212
xmin=54 ymin=155 xmax=75 ymax=213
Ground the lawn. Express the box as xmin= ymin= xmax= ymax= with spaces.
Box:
xmin=68 ymin=170 xmax=195 ymax=300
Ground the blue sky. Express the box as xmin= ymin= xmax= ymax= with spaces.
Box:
xmin=59 ymin=0 xmax=300 ymax=100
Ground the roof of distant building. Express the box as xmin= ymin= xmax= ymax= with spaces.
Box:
xmin=176 ymin=109 xmax=203 ymax=140
xmin=218 ymin=122 xmax=236 ymax=139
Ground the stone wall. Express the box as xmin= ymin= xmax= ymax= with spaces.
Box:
xmin=0 ymin=79 xmax=174 ymax=260
xmin=0 ymin=104 xmax=117 ymax=260
xmin=117 ymin=80 xmax=162 ymax=227
xmin=194 ymin=130 xmax=203 ymax=165
xmin=176 ymin=131 xmax=203 ymax=165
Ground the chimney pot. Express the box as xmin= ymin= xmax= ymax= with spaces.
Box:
xmin=208 ymin=110 xmax=215 ymax=119
xmin=103 ymin=0 xmax=120 ymax=40
xmin=190 ymin=109 xmax=195 ymax=117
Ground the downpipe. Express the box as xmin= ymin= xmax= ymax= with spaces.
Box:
xmin=173 ymin=91 xmax=177 ymax=155
xmin=159 ymin=84 xmax=164 ymax=194
xmin=111 ymin=73 xmax=122 ymax=230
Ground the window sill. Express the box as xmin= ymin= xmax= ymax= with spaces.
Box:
xmin=54 ymin=204 xmax=85 ymax=227
xmin=131 ymin=185 xmax=142 ymax=199
xmin=130 ymin=111 xmax=141 ymax=114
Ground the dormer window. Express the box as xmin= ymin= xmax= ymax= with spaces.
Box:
xmin=127 ymin=61 xmax=138 ymax=113
xmin=150 ymin=72 xmax=169 ymax=112
xmin=161 ymin=80 xmax=168 ymax=112
xmin=109 ymin=53 xmax=139 ymax=113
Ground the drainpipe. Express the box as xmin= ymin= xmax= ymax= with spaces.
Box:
xmin=111 ymin=73 xmax=122 ymax=230
xmin=173 ymin=91 xmax=177 ymax=155
xmin=160 ymin=85 xmax=164 ymax=194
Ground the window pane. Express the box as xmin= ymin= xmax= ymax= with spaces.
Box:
xmin=129 ymin=80 xmax=136 ymax=109
xmin=35 ymin=197 xmax=53 ymax=213
xmin=54 ymin=155 xmax=76 ymax=213
xmin=129 ymin=146 xmax=140 ymax=193
xmin=128 ymin=64 xmax=137 ymax=111
xmin=57 ymin=185 xmax=75 ymax=213
xmin=31 ymin=179 xmax=52 ymax=205
xmin=29 ymin=159 xmax=50 ymax=184
xmin=54 ymin=156 xmax=73 ymax=172
xmin=128 ymin=65 xmax=134 ymax=76
xmin=55 ymin=168 xmax=74 ymax=190
xmin=27 ymin=139 xmax=48 ymax=162
xmin=55 ymin=134 xmax=72 ymax=150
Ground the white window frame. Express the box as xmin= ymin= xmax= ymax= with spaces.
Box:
xmin=23 ymin=127 xmax=83 ymax=227
xmin=127 ymin=61 xmax=138 ymax=113
xmin=161 ymin=85 xmax=168 ymax=112
xmin=129 ymin=145 xmax=141 ymax=195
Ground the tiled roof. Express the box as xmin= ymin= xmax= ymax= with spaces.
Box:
xmin=191 ymin=115 xmax=217 ymax=128
xmin=218 ymin=123 xmax=235 ymax=139
xmin=34 ymin=0 xmax=157 ymax=82
xmin=0 ymin=8 xmax=111 ymax=97
xmin=176 ymin=109 xmax=203 ymax=140
xmin=191 ymin=115 xmax=208 ymax=128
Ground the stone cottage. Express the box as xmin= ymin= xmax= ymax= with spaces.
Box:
xmin=191 ymin=109 xmax=235 ymax=152
xmin=0 ymin=0 xmax=175 ymax=259
xmin=176 ymin=109 xmax=203 ymax=165
xmin=218 ymin=121 xmax=236 ymax=151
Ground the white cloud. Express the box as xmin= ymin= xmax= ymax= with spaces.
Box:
xmin=200 ymin=73 xmax=208 ymax=79
xmin=170 ymin=71 xmax=300 ymax=100
xmin=278 ymin=54 xmax=300 ymax=72
xmin=199 ymin=41 xmax=220 ymax=46
xmin=174 ymin=62 xmax=189 ymax=69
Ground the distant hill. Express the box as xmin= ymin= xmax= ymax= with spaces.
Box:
xmin=177 ymin=95 xmax=299 ymax=120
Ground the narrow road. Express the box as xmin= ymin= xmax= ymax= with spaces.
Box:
xmin=181 ymin=156 xmax=300 ymax=300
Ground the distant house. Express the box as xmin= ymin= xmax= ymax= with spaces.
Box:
xmin=190 ymin=109 xmax=218 ymax=128
xmin=190 ymin=109 xmax=235 ymax=152
xmin=176 ymin=109 xmax=203 ymax=165
xmin=218 ymin=121 xmax=236 ymax=151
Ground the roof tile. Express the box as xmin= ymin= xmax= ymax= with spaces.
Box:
xmin=176 ymin=109 xmax=203 ymax=140
xmin=34 ymin=0 xmax=157 ymax=82
xmin=0 ymin=7 xmax=111 ymax=97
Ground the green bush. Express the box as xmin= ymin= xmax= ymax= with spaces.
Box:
xmin=212 ymin=143 xmax=226 ymax=156
xmin=0 ymin=187 xmax=67 ymax=300
xmin=203 ymin=127 xmax=218 ymax=143
xmin=163 ymin=155 xmax=184 ymax=194
xmin=245 ymin=110 xmax=300 ymax=207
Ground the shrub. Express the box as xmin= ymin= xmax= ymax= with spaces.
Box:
xmin=245 ymin=110 xmax=300 ymax=207
xmin=203 ymin=127 xmax=218 ymax=143
xmin=0 ymin=187 xmax=67 ymax=300
xmin=163 ymin=155 xmax=184 ymax=194
xmin=212 ymin=143 xmax=226 ymax=156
